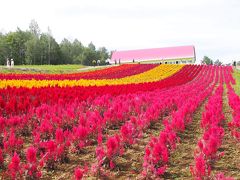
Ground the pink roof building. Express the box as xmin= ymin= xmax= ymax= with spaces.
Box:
xmin=110 ymin=45 xmax=196 ymax=64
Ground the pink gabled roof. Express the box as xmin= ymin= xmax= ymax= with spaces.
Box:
xmin=111 ymin=45 xmax=195 ymax=62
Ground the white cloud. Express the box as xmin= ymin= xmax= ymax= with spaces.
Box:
xmin=0 ymin=0 xmax=240 ymax=63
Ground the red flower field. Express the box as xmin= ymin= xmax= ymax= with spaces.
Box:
xmin=0 ymin=64 xmax=240 ymax=179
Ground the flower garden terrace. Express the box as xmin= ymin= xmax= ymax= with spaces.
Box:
xmin=0 ymin=64 xmax=157 ymax=80
xmin=0 ymin=64 xmax=184 ymax=88
xmin=0 ymin=65 xmax=200 ymax=116
xmin=0 ymin=64 xmax=240 ymax=179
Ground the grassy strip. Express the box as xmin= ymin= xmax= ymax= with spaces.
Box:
xmin=0 ymin=65 xmax=116 ymax=74
xmin=233 ymin=69 xmax=240 ymax=95
xmin=0 ymin=64 xmax=85 ymax=74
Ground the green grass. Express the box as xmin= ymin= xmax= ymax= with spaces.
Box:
xmin=17 ymin=64 xmax=85 ymax=70
xmin=233 ymin=68 xmax=240 ymax=95
xmin=0 ymin=64 xmax=115 ymax=74
xmin=0 ymin=64 xmax=86 ymax=74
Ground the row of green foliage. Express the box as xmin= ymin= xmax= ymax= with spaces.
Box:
xmin=0 ymin=20 xmax=109 ymax=66
xmin=233 ymin=68 xmax=240 ymax=95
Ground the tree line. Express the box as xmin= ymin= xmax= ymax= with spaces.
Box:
xmin=201 ymin=56 xmax=223 ymax=65
xmin=201 ymin=56 xmax=240 ymax=66
xmin=0 ymin=20 xmax=109 ymax=66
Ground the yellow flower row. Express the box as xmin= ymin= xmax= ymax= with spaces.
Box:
xmin=0 ymin=64 xmax=184 ymax=88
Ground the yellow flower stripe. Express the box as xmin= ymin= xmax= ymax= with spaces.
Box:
xmin=0 ymin=64 xmax=184 ymax=88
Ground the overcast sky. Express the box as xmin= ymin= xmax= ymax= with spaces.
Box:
xmin=1 ymin=0 xmax=240 ymax=63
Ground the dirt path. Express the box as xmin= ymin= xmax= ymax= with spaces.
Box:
xmin=163 ymin=99 xmax=207 ymax=179
xmin=42 ymin=118 xmax=167 ymax=179
xmin=42 ymin=144 xmax=98 ymax=179
xmin=113 ymin=121 xmax=165 ymax=179
xmin=211 ymin=87 xmax=240 ymax=178
xmin=40 ymin=117 xmax=165 ymax=180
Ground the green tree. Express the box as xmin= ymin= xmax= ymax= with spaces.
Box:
xmin=25 ymin=37 xmax=41 ymax=65
xmin=29 ymin=19 xmax=40 ymax=38
xmin=88 ymin=41 xmax=96 ymax=51
xmin=0 ymin=33 xmax=8 ymax=65
xmin=3 ymin=29 xmax=31 ymax=65
xmin=214 ymin=59 xmax=222 ymax=66
xmin=0 ymin=22 xmax=110 ymax=65
xmin=60 ymin=38 xmax=73 ymax=64
xmin=15 ymin=28 xmax=32 ymax=64
xmin=26 ymin=19 xmax=41 ymax=64
xmin=202 ymin=56 xmax=213 ymax=65
xmin=96 ymin=47 xmax=109 ymax=65
xmin=72 ymin=39 xmax=84 ymax=64
xmin=48 ymin=36 xmax=62 ymax=64
xmin=82 ymin=47 xmax=97 ymax=66
xmin=39 ymin=33 xmax=49 ymax=64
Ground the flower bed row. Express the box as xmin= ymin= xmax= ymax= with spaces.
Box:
xmin=81 ymin=64 xmax=158 ymax=79
xmin=141 ymin=65 xmax=217 ymax=178
xmin=0 ymin=65 xmax=235 ymax=179
xmin=225 ymin=65 xmax=240 ymax=142
xmin=0 ymin=65 xmax=205 ymax=179
xmin=0 ymin=64 xmax=184 ymax=88
xmin=0 ymin=65 xmax=201 ymax=117
xmin=190 ymin=85 xmax=228 ymax=179
xmin=0 ymin=64 xmax=157 ymax=80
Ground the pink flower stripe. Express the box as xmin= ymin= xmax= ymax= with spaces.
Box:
xmin=142 ymin=65 xmax=217 ymax=178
